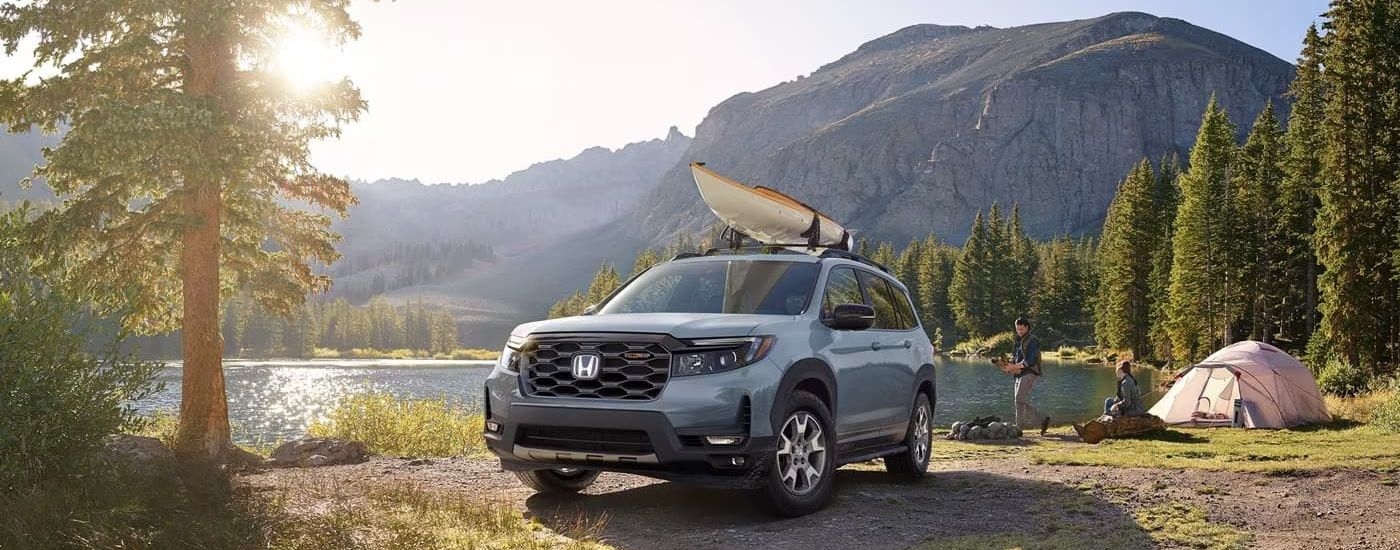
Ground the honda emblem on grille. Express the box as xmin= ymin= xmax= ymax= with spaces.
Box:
xmin=571 ymin=353 xmax=602 ymax=380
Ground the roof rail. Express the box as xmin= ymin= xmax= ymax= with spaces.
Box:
xmin=670 ymin=252 xmax=703 ymax=261
xmin=818 ymin=248 xmax=890 ymax=273
xmin=700 ymin=246 xmax=807 ymax=257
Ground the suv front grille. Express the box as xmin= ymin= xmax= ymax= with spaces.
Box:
xmin=523 ymin=337 xmax=671 ymax=400
xmin=517 ymin=425 xmax=654 ymax=455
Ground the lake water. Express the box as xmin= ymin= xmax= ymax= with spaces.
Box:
xmin=139 ymin=357 xmax=1160 ymax=444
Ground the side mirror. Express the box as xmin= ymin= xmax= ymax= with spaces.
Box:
xmin=826 ymin=303 xmax=875 ymax=330
xmin=582 ymin=304 xmax=598 ymax=316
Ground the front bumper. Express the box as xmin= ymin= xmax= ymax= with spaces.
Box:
xmin=483 ymin=359 xmax=783 ymax=489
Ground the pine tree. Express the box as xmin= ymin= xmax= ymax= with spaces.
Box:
xmin=630 ymin=248 xmax=662 ymax=277
xmin=1148 ymin=154 xmax=1182 ymax=361
xmin=870 ymin=242 xmax=897 ymax=269
xmin=1094 ymin=160 xmax=1157 ymax=357
xmin=916 ymin=234 xmax=956 ymax=347
xmin=1167 ymin=96 xmax=1239 ymax=362
xmin=895 ymin=238 xmax=924 ymax=311
xmin=1277 ymin=24 xmax=1326 ymax=350
xmin=1005 ymin=205 xmax=1038 ymax=322
xmin=951 ymin=211 xmax=997 ymax=337
xmin=0 ymin=2 xmax=365 ymax=459
xmin=586 ymin=263 xmax=622 ymax=306
xmin=1231 ymin=102 xmax=1286 ymax=342
xmin=1314 ymin=0 xmax=1400 ymax=374
xmin=1034 ymin=237 xmax=1090 ymax=343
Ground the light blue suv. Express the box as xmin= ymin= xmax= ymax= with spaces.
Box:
xmin=482 ymin=249 xmax=936 ymax=516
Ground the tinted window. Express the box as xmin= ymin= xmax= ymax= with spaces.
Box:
xmin=857 ymin=271 xmax=901 ymax=330
xmin=890 ymin=282 xmax=919 ymax=330
xmin=821 ymin=267 xmax=863 ymax=317
xmin=601 ymin=260 xmax=819 ymax=315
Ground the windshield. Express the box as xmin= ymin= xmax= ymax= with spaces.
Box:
xmin=599 ymin=260 xmax=820 ymax=315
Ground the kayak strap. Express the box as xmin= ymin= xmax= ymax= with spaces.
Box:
xmin=799 ymin=211 xmax=822 ymax=251
xmin=722 ymin=226 xmax=749 ymax=250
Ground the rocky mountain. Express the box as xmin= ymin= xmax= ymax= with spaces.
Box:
xmin=639 ymin=12 xmax=1294 ymax=244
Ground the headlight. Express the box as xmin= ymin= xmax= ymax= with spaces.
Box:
xmin=672 ymin=336 xmax=776 ymax=377
xmin=498 ymin=334 xmax=526 ymax=373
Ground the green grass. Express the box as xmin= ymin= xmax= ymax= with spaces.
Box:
xmin=309 ymin=393 xmax=486 ymax=458
xmin=1135 ymin=503 xmax=1251 ymax=550
xmin=0 ymin=466 xmax=606 ymax=549
xmin=1028 ymin=423 xmax=1400 ymax=472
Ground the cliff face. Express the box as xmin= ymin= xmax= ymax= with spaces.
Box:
xmin=641 ymin=12 xmax=1293 ymax=244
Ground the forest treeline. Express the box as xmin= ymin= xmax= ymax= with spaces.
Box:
xmin=127 ymin=296 xmax=461 ymax=359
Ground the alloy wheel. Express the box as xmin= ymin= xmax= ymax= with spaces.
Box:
xmin=775 ymin=411 xmax=828 ymax=495
xmin=912 ymin=402 xmax=931 ymax=464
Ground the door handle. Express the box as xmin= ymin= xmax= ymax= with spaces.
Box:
xmin=871 ymin=341 xmax=882 ymax=351
xmin=903 ymin=339 xmax=913 ymax=349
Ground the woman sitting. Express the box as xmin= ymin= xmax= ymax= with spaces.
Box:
xmin=1104 ymin=360 xmax=1145 ymax=416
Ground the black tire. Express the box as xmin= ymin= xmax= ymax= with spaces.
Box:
xmin=884 ymin=392 xmax=933 ymax=478
xmin=513 ymin=467 xmax=600 ymax=494
xmin=753 ymin=390 xmax=837 ymax=517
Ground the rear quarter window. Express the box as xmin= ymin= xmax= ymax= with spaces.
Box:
xmin=857 ymin=270 xmax=902 ymax=330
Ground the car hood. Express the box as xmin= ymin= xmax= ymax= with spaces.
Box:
xmin=511 ymin=313 xmax=792 ymax=340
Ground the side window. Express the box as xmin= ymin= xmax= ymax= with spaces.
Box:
xmin=821 ymin=267 xmax=863 ymax=317
xmin=890 ymin=283 xmax=919 ymax=331
xmin=857 ymin=271 xmax=900 ymax=330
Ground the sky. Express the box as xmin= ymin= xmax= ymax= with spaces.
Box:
xmin=1 ymin=0 xmax=1328 ymax=184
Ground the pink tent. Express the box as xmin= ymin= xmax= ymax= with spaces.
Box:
xmin=1148 ymin=341 xmax=1330 ymax=428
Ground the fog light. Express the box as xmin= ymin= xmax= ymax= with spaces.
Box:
xmin=729 ymin=456 xmax=746 ymax=467
xmin=705 ymin=435 xmax=745 ymax=446
xmin=485 ymin=421 xmax=502 ymax=433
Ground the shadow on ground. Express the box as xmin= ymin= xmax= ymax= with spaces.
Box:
xmin=525 ymin=469 xmax=1156 ymax=550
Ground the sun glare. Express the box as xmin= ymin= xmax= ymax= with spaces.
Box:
xmin=270 ymin=25 xmax=346 ymax=94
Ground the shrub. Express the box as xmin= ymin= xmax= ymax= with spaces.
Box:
xmin=450 ymin=348 xmax=500 ymax=361
xmin=309 ymin=393 xmax=484 ymax=457
xmin=1373 ymin=391 xmax=1400 ymax=433
xmin=0 ymin=207 xmax=160 ymax=491
xmin=1316 ymin=354 xmax=1369 ymax=396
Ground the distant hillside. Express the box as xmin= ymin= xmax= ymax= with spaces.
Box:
xmin=327 ymin=128 xmax=691 ymax=344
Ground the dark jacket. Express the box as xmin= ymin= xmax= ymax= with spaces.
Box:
xmin=1011 ymin=333 xmax=1041 ymax=378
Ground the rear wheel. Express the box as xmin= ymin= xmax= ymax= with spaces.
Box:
xmin=753 ymin=390 xmax=836 ymax=517
xmin=513 ymin=467 xmax=600 ymax=494
xmin=884 ymin=392 xmax=933 ymax=478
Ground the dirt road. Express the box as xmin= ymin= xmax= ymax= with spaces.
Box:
xmin=243 ymin=456 xmax=1399 ymax=549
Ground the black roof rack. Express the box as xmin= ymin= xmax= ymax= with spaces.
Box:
xmin=680 ymin=245 xmax=890 ymax=273
xmin=818 ymin=248 xmax=890 ymax=273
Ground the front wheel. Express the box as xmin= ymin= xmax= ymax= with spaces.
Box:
xmin=513 ymin=467 xmax=600 ymax=494
xmin=884 ymin=392 xmax=933 ymax=478
xmin=753 ymin=390 xmax=836 ymax=517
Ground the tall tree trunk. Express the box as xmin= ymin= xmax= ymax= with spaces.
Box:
xmin=174 ymin=18 xmax=234 ymax=461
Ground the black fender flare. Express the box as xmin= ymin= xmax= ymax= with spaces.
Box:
xmin=912 ymin=363 xmax=937 ymax=415
xmin=772 ymin=358 xmax=838 ymax=429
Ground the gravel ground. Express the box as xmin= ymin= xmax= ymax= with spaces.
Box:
xmin=241 ymin=455 xmax=1400 ymax=549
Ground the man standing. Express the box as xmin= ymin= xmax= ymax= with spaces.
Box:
xmin=1011 ymin=317 xmax=1050 ymax=435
